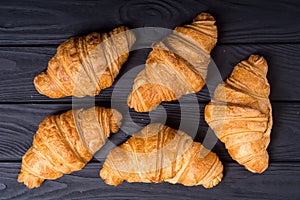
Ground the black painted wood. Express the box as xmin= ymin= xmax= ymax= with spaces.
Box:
xmin=0 ymin=102 xmax=299 ymax=163
xmin=0 ymin=43 xmax=299 ymax=102
xmin=0 ymin=0 xmax=299 ymax=45
xmin=0 ymin=0 xmax=299 ymax=199
xmin=1 ymin=162 xmax=299 ymax=200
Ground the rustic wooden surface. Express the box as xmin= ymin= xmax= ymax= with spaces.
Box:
xmin=0 ymin=0 xmax=299 ymax=199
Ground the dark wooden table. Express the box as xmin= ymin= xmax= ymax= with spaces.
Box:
xmin=0 ymin=0 xmax=300 ymax=199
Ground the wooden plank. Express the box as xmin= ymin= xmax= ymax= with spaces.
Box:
xmin=0 ymin=47 xmax=149 ymax=103
xmin=0 ymin=102 xmax=299 ymax=163
xmin=1 ymin=162 xmax=299 ymax=199
xmin=0 ymin=0 xmax=299 ymax=45
xmin=0 ymin=43 xmax=299 ymax=102
xmin=0 ymin=1 xmax=299 ymax=199
xmin=204 ymin=0 xmax=300 ymax=44
xmin=0 ymin=104 xmax=72 ymax=161
xmin=209 ymin=44 xmax=300 ymax=101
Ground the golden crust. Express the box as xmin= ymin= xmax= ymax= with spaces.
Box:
xmin=205 ymin=55 xmax=272 ymax=173
xmin=34 ymin=26 xmax=136 ymax=98
xmin=127 ymin=83 xmax=177 ymax=112
xmin=128 ymin=13 xmax=217 ymax=112
xmin=18 ymin=106 xmax=122 ymax=189
xmin=100 ymin=123 xmax=223 ymax=188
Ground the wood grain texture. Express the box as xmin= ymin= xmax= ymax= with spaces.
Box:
xmin=1 ymin=162 xmax=299 ymax=200
xmin=0 ymin=44 xmax=299 ymax=102
xmin=0 ymin=102 xmax=299 ymax=163
xmin=0 ymin=0 xmax=299 ymax=45
xmin=0 ymin=0 xmax=299 ymax=199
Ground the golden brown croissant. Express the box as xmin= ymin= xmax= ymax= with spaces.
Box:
xmin=18 ymin=106 xmax=122 ymax=188
xmin=34 ymin=26 xmax=136 ymax=98
xmin=128 ymin=13 xmax=217 ymax=112
xmin=100 ymin=123 xmax=223 ymax=188
xmin=205 ymin=55 xmax=272 ymax=173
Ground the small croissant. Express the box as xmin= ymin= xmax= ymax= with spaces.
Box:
xmin=100 ymin=123 xmax=223 ymax=188
xmin=34 ymin=26 xmax=136 ymax=98
xmin=128 ymin=13 xmax=217 ymax=112
xmin=205 ymin=55 xmax=273 ymax=173
xmin=18 ymin=106 xmax=122 ymax=188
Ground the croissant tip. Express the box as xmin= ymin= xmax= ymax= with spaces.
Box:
xmin=249 ymin=54 xmax=265 ymax=63
xmin=246 ymin=54 xmax=268 ymax=75
xmin=18 ymin=171 xmax=43 ymax=189
xmin=246 ymin=164 xmax=269 ymax=174
xmin=243 ymin=153 xmax=269 ymax=173
xmin=33 ymin=73 xmax=48 ymax=97
xmin=33 ymin=73 xmax=45 ymax=93
xmin=34 ymin=72 xmax=66 ymax=98
xmin=202 ymin=172 xmax=223 ymax=188
xmin=116 ymin=25 xmax=129 ymax=31
xmin=100 ymin=167 xmax=123 ymax=186
xmin=194 ymin=12 xmax=215 ymax=22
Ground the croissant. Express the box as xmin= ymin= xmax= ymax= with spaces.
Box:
xmin=128 ymin=13 xmax=217 ymax=112
xmin=205 ymin=55 xmax=273 ymax=173
xmin=100 ymin=123 xmax=223 ymax=188
xmin=18 ymin=106 xmax=122 ymax=188
xmin=34 ymin=26 xmax=136 ymax=98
